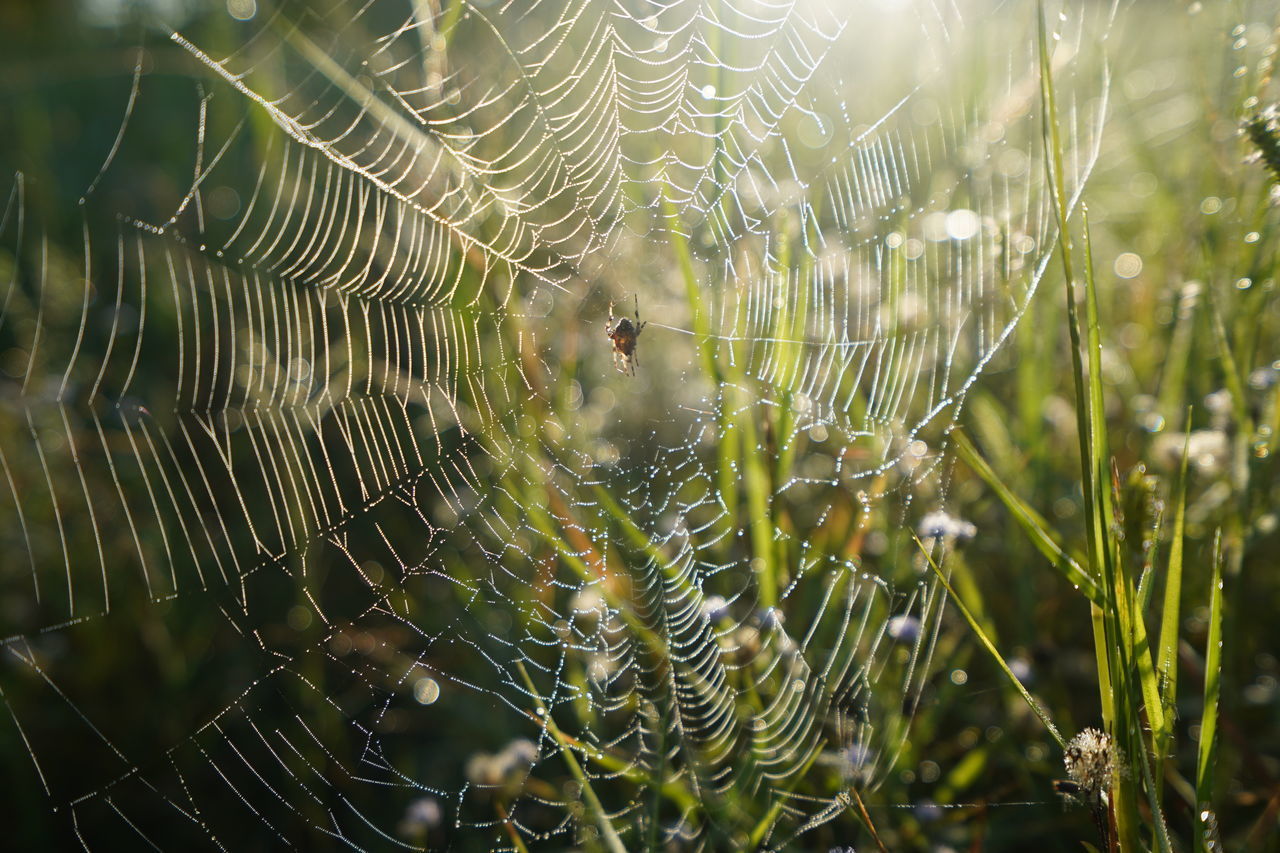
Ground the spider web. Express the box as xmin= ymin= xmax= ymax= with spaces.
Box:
xmin=0 ymin=0 xmax=1111 ymax=848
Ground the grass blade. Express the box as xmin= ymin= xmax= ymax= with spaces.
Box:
xmin=917 ymin=536 xmax=1064 ymax=749
xmin=517 ymin=662 xmax=628 ymax=853
xmin=1195 ymin=533 xmax=1225 ymax=852
xmin=1037 ymin=9 xmax=1137 ymax=845
xmin=1154 ymin=429 xmax=1191 ymax=773
xmin=952 ymin=430 xmax=1101 ymax=604
xmin=663 ymin=193 xmax=719 ymax=385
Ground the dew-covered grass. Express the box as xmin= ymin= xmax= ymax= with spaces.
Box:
xmin=0 ymin=1 xmax=1278 ymax=851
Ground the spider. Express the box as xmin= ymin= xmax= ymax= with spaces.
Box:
xmin=605 ymin=295 xmax=646 ymax=375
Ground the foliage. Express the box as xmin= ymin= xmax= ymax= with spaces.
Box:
xmin=0 ymin=1 xmax=1278 ymax=851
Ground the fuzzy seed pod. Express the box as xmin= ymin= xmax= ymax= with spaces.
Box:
xmin=1244 ymin=105 xmax=1280 ymax=184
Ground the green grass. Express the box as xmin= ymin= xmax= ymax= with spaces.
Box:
xmin=933 ymin=5 xmax=1275 ymax=850
xmin=1 ymin=1 xmax=1278 ymax=851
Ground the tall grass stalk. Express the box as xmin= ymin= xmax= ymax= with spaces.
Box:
xmin=1195 ymin=534 xmax=1225 ymax=852
xmin=517 ymin=662 xmax=628 ymax=853
xmin=939 ymin=6 xmax=1236 ymax=849
xmin=924 ymin=6 xmax=1255 ymax=852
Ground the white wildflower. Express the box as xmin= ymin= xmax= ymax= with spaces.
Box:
xmin=465 ymin=738 xmax=539 ymax=789
xmin=918 ymin=510 xmax=977 ymax=543
xmin=1152 ymin=430 xmax=1229 ymax=475
xmin=397 ymin=796 xmax=442 ymax=838
xmin=700 ymin=594 xmax=728 ymax=623
xmin=887 ymin=614 xmax=922 ymax=643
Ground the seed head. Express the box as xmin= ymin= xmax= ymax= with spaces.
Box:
xmin=1244 ymin=105 xmax=1280 ymax=183
xmin=1061 ymin=727 xmax=1123 ymax=804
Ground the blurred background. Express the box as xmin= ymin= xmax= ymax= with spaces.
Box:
xmin=1 ymin=0 xmax=1279 ymax=850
